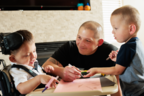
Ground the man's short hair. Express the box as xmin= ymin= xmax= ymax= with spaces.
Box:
xmin=79 ymin=21 xmax=103 ymax=39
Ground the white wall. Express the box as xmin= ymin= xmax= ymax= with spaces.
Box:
xmin=0 ymin=0 xmax=103 ymax=65
xmin=123 ymin=0 xmax=144 ymax=46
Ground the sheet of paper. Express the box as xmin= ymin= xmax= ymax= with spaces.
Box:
xmin=54 ymin=78 xmax=102 ymax=93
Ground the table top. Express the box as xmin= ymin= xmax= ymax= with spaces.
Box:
xmin=26 ymin=75 xmax=118 ymax=96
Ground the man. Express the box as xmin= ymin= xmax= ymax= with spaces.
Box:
xmin=42 ymin=21 xmax=118 ymax=82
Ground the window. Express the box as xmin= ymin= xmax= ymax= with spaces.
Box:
xmin=102 ymin=0 xmax=122 ymax=47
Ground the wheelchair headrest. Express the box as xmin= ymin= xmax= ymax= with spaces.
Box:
xmin=0 ymin=32 xmax=23 ymax=55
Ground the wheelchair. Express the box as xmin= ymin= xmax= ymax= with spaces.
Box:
xmin=0 ymin=59 xmax=24 ymax=96
xmin=0 ymin=32 xmax=25 ymax=96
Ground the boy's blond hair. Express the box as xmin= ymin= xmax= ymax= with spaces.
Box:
xmin=10 ymin=30 xmax=34 ymax=55
xmin=79 ymin=21 xmax=103 ymax=39
xmin=111 ymin=5 xmax=141 ymax=33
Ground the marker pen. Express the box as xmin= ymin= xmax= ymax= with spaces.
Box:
xmin=42 ymin=76 xmax=59 ymax=93
xmin=68 ymin=64 xmax=83 ymax=77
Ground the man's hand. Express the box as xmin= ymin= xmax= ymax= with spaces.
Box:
xmin=62 ymin=65 xmax=81 ymax=82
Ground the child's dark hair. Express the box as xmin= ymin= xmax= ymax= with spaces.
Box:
xmin=10 ymin=30 xmax=33 ymax=55
xmin=15 ymin=30 xmax=33 ymax=43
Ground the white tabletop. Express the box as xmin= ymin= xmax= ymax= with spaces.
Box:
xmin=26 ymin=75 xmax=118 ymax=96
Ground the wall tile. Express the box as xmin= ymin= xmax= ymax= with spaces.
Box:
xmin=0 ymin=0 xmax=103 ymax=64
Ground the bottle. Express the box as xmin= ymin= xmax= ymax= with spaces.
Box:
xmin=77 ymin=3 xmax=84 ymax=10
xmin=84 ymin=3 xmax=91 ymax=11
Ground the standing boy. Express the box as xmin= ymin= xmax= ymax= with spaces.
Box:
xmin=84 ymin=5 xmax=144 ymax=96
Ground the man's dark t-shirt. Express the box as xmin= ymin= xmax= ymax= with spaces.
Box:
xmin=52 ymin=41 xmax=118 ymax=70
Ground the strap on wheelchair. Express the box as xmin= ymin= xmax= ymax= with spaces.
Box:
xmin=11 ymin=64 xmax=38 ymax=77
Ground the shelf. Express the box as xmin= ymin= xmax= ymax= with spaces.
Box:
xmin=0 ymin=0 xmax=90 ymax=11
xmin=0 ymin=6 xmax=78 ymax=11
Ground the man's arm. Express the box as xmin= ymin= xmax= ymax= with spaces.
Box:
xmin=42 ymin=57 xmax=64 ymax=78
xmin=42 ymin=57 xmax=81 ymax=81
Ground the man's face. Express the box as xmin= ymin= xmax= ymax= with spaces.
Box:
xmin=76 ymin=27 xmax=99 ymax=55
xmin=12 ymin=41 xmax=37 ymax=67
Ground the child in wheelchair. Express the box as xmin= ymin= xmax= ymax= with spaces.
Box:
xmin=0 ymin=30 xmax=59 ymax=95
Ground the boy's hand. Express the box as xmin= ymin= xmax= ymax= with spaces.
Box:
xmin=40 ymin=75 xmax=59 ymax=88
xmin=62 ymin=65 xmax=81 ymax=82
xmin=83 ymin=68 xmax=97 ymax=77
xmin=43 ymin=65 xmax=54 ymax=73
xmin=109 ymin=50 xmax=118 ymax=62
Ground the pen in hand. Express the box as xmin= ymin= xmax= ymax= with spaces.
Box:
xmin=106 ymin=57 xmax=110 ymax=60
xmin=106 ymin=50 xmax=118 ymax=60
xmin=68 ymin=64 xmax=83 ymax=77
xmin=42 ymin=76 xmax=59 ymax=93
xmin=106 ymin=54 xmax=115 ymax=60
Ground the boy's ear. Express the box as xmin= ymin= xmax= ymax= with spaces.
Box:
xmin=129 ymin=24 xmax=136 ymax=35
xmin=98 ymin=39 xmax=104 ymax=46
xmin=9 ymin=55 xmax=16 ymax=62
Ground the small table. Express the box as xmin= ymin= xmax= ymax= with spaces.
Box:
xmin=26 ymin=75 xmax=118 ymax=96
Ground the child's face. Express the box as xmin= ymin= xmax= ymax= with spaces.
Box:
xmin=11 ymin=41 xmax=37 ymax=67
xmin=110 ymin=14 xmax=131 ymax=43
xmin=76 ymin=27 xmax=99 ymax=55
